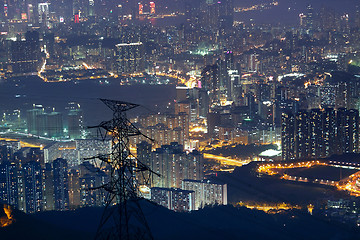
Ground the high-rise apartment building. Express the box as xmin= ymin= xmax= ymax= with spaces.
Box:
xmin=0 ymin=161 xmax=18 ymax=207
xmin=151 ymin=143 xmax=204 ymax=188
xmin=47 ymin=112 xmax=63 ymax=138
xmin=68 ymin=109 xmax=83 ymax=139
xmin=53 ymin=158 xmax=69 ymax=210
xmin=23 ymin=161 xmax=43 ymax=213
xmin=309 ymin=109 xmax=323 ymax=158
xmin=68 ymin=169 xmax=80 ymax=208
xmin=26 ymin=108 xmax=64 ymax=138
xmin=282 ymin=112 xmax=296 ymax=161
xmin=44 ymin=163 xmax=55 ymax=211
xmin=10 ymin=31 xmax=41 ymax=74
xmin=336 ymin=108 xmax=359 ymax=154
xmin=204 ymin=0 xmax=233 ymax=30
xmin=136 ymin=141 xmax=152 ymax=186
xmin=116 ymin=42 xmax=144 ymax=74
xmin=322 ymin=108 xmax=336 ymax=157
xmin=0 ymin=145 xmax=15 ymax=162
xmin=76 ymin=139 xmax=112 ymax=166
xmin=282 ymin=108 xmax=359 ymax=161
xmin=182 ymin=179 xmax=227 ymax=210
xmin=150 ymin=1 xmax=155 ymax=14
xmin=294 ymin=110 xmax=309 ymax=159
xmin=306 ymin=4 xmax=314 ymax=31
xmin=26 ymin=108 xmax=44 ymax=135
xmin=79 ymin=162 xmax=107 ymax=207
xmin=151 ymin=187 xmax=195 ymax=212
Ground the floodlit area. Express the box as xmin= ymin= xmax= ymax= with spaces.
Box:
xmin=257 ymin=160 xmax=360 ymax=196
xmin=204 ymin=153 xmax=251 ymax=167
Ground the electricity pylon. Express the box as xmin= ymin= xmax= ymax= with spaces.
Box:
xmin=88 ymin=99 xmax=159 ymax=240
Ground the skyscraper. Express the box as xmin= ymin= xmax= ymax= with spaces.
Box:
xmin=355 ymin=5 xmax=360 ymax=28
xmin=185 ymin=0 xmax=201 ymax=23
xmin=151 ymin=187 xmax=195 ymax=212
xmin=26 ymin=108 xmax=44 ymax=135
xmin=68 ymin=169 xmax=80 ymax=208
xmin=79 ymin=174 xmax=97 ymax=207
xmin=0 ymin=161 xmax=18 ymax=207
xmin=336 ymin=108 xmax=359 ymax=154
xmin=53 ymin=158 xmax=69 ymax=211
xmin=150 ymin=1 xmax=155 ymax=14
xmin=68 ymin=109 xmax=83 ymax=139
xmin=79 ymin=162 xmax=107 ymax=207
xmin=322 ymin=108 xmax=336 ymax=157
xmin=44 ymin=163 xmax=55 ymax=211
xmin=282 ymin=108 xmax=359 ymax=161
xmin=182 ymin=179 xmax=227 ymax=210
xmin=201 ymin=64 xmax=219 ymax=107
xmin=218 ymin=0 xmax=234 ymax=30
xmin=151 ymin=143 xmax=204 ymax=188
xmin=281 ymin=112 xmax=296 ymax=161
xmin=306 ymin=4 xmax=314 ymax=31
xmin=23 ymin=161 xmax=43 ymax=213
xmin=138 ymin=3 xmax=143 ymax=15
xmin=116 ymin=42 xmax=144 ymax=74
xmin=45 ymin=112 xmax=63 ymax=138
xmin=0 ymin=145 xmax=15 ymax=162
xmin=204 ymin=0 xmax=233 ymax=30
xmin=295 ymin=110 xmax=309 ymax=159
xmin=136 ymin=141 xmax=152 ymax=186
xmin=38 ymin=3 xmax=50 ymax=27
xmin=309 ymin=109 xmax=323 ymax=158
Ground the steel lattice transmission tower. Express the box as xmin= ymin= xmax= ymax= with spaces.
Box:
xmin=88 ymin=99 xmax=158 ymax=240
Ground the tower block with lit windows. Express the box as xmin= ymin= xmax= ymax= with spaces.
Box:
xmin=89 ymin=99 xmax=159 ymax=240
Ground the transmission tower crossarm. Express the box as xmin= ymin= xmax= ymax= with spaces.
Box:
xmin=99 ymin=98 xmax=140 ymax=112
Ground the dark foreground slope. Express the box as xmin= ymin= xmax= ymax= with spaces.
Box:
xmin=1 ymin=200 xmax=360 ymax=240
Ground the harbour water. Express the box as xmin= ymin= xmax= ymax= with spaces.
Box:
xmin=0 ymin=76 xmax=176 ymax=125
